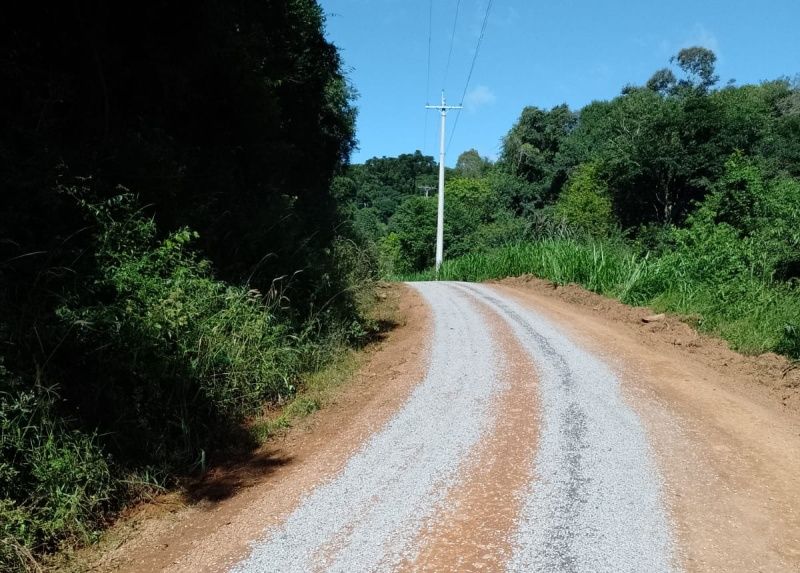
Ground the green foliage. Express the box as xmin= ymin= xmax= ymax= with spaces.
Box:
xmin=344 ymin=47 xmax=800 ymax=370
xmin=405 ymin=239 xmax=800 ymax=359
xmin=1 ymin=363 xmax=114 ymax=567
xmin=385 ymin=176 xmax=527 ymax=276
xmin=335 ymin=152 xmax=438 ymax=226
xmin=404 ymin=152 xmax=800 ymax=360
xmin=455 ymin=149 xmax=492 ymax=178
xmin=553 ymin=164 xmax=617 ymax=237
xmin=0 ymin=2 xmax=366 ymax=567
xmin=499 ymin=104 xmax=576 ymax=205
xmin=673 ymin=46 xmax=719 ymax=91
xmin=485 ymin=170 xmax=540 ymax=216
xmin=646 ymin=68 xmax=677 ymax=94
xmin=1 ymin=189 xmax=375 ymax=570
xmin=379 ymin=233 xmax=404 ymax=277
xmin=1 ymin=1 xmax=357 ymax=302
xmin=56 ymin=195 xmax=332 ymax=464
xmin=777 ymin=323 xmax=800 ymax=358
xmin=388 ymin=196 xmax=437 ymax=273
xmin=667 ymin=155 xmax=800 ymax=283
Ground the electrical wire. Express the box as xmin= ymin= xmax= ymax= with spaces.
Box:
xmin=443 ymin=0 xmax=462 ymax=89
xmin=447 ymin=0 xmax=495 ymax=152
xmin=423 ymin=0 xmax=433 ymax=154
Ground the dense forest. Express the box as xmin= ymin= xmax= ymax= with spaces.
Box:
xmin=338 ymin=47 xmax=800 ymax=358
xmin=1 ymin=2 xmax=376 ymax=569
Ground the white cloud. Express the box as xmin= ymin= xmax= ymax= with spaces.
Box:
xmin=654 ymin=24 xmax=721 ymax=60
xmin=464 ymin=85 xmax=496 ymax=112
xmin=682 ymin=23 xmax=720 ymax=55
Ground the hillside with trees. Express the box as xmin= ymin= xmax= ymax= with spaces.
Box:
xmin=0 ymin=2 xmax=377 ymax=569
xmin=340 ymin=47 xmax=800 ymax=358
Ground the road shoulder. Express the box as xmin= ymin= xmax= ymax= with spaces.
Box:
xmin=494 ymin=278 xmax=800 ymax=572
xmin=68 ymin=283 xmax=432 ymax=573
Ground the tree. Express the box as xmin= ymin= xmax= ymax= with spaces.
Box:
xmin=340 ymin=152 xmax=437 ymax=222
xmin=673 ymin=46 xmax=719 ymax=91
xmin=447 ymin=177 xmax=494 ymax=218
xmin=1 ymin=0 xmax=358 ymax=301
xmin=646 ymin=68 xmax=677 ymax=95
xmin=498 ymin=104 xmax=577 ymax=205
xmin=388 ymin=180 xmax=501 ymax=272
xmin=455 ymin=149 xmax=491 ymax=178
xmin=0 ymin=1 xmax=362 ymax=561
xmin=559 ymin=89 xmax=692 ymax=225
xmin=554 ymin=164 xmax=616 ymax=237
xmin=388 ymin=196 xmax=438 ymax=272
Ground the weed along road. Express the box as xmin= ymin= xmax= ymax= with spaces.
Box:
xmin=111 ymin=281 xmax=800 ymax=573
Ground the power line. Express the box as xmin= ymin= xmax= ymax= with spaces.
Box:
xmin=423 ymin=0 xmax=433 ymax=153
xmin=442 ymin=0 xmax=462 ymax=88
xmin=447 ymin=0 xmax=495 ymax=152
xmin=459 ymin=0 xmax=494 ymax=107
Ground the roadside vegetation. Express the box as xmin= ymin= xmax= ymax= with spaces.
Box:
xmin=337 ymin=47 xmax=800 ymax=359
xmin=1 ymin=2 xmax=379 ymax=570
xmin=3 ymin=3 xmax=799 ymax=568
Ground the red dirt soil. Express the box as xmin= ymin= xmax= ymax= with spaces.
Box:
xmin=79 ymin=284 xmax=431 ymax=573
xmin=495 ymin=277 xmax=800 ymax=572
xmin=72 ymin=277 xmax=800 ymax=572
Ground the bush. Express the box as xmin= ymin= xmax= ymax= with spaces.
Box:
xmin=54 ymin=194 xmax=314 ymax=468
xmin=1 ymin=362 xmax=114 ymax=568
xmin=406 ymin=237 xmax=800 ymax=359
xmin=1 ymin=191 xmax=375 ymax=570
xmin=668 ymin=155 xmax=800 ymax=283
xmin=387 ymin=178 xmax=531 ymax=275
xmin=553 ymin=163 xmax=618 ymax=237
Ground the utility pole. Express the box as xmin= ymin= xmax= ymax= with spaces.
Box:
xmin=425 ymin=91 xmax=462 ymax=274
xmin=418 ymin=185 xmax=435 ymax=198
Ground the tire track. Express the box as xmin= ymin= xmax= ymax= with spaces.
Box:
xmin=456 ymin=283 xmax=677 ymax=573
xmin=229 ymin=281 xmax=678 ymax=572
xmin=401 ymin=292 xmax=540 ymax=572
xmin=230 ymin=282 xmax=502 ymax=572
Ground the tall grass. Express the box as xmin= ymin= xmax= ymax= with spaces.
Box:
xmin=1 ymin=197 xmax=379 ymax=571
xmin=404 ymin=240 xmax=800 ymax=358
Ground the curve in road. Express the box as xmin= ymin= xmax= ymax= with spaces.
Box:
xmin=231 ymin=281 xmax=677 ymax=572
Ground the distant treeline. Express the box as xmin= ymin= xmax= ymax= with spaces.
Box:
xmin=338 ymin=47 xmax=800 ymax=357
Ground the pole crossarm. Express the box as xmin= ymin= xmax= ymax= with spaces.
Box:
xmin=425 ymin=104 xmax=464 ymax=111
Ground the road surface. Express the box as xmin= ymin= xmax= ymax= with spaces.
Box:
xmin=104 ymin=281 xmax=800 ymax=573
xmin=232 ymin=281 xmax=675 ymax=572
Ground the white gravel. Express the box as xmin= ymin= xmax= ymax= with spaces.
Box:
xmin=230 ymin=282 xmax=501 ymax=572
xmin=230 ymin=281 xmax=678 ymax=572
xmin=457 ymin=283 xmax=677 ymax=573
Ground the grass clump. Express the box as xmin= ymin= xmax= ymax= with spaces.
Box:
xmin=1 ymin=193 xmax=380 ymax=570
xmin=1 ymin=365 xmax=113 ymax=570
xmin=405 ymin=157 xmax=800 ymax=359
xmin=406 ymin=238 xmax=800 ymax=358
xmin=248 ymin=285 xmax=398 ymax=443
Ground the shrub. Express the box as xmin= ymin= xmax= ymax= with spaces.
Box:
xmin=1 ymin=362 xmax=113 ymax=568
xmin=55 ymin=194 xmax=312 ymax=468
xmin=553 ymin=163 xmax=617 ymax=237
xmin=1 ymin=189 xmax=374 ymax=570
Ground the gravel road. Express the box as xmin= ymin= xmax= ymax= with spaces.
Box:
xmin=230 ymin=281 xmax=678 ymax=572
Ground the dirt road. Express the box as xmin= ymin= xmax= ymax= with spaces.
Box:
xmin=101 ymin=281 xmax=800 ymax=572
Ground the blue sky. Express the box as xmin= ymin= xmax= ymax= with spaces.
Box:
xmin=319 ymin=0 xmax=800 ymax=166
